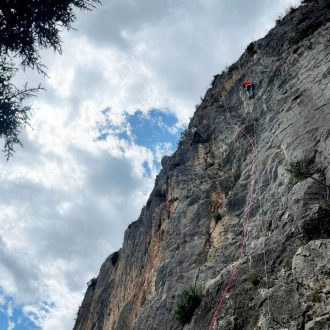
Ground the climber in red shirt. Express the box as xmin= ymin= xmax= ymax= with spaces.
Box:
xmin=241 ymin=80 xmax=254 ymax=99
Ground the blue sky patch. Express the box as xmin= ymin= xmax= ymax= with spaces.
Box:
xmin=125 ymin=109 xmax=180 ymax=149
xmin=0 ymin=289 xmax=40 ymax=330
xmin=96 ymin=108 xmax=186 ymax=176
xmin=97 ymin=108 xmax=182 ymax=147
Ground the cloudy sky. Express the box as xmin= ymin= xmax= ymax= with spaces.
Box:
xmin=0 ymin=0 xmax=301 ymax=329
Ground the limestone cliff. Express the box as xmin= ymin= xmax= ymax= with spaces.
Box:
xmin=74 ymin=1 xmax=330 ymax=329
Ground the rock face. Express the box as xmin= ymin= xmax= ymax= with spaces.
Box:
xmin=74 ymin=1 xmax=330 ymax=329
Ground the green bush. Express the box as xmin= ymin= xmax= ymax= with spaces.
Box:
xmin=246 ymin=274 xmax=261 ymax=287
xmin=311 ymin=289 xmax=322 ymax=303
xmin=291 ymin=32 xmax=304 ymax=45
xmin=211 ymin=74 xmax=219 ymax=87
xmin=177 ymin=128 xmax=188 ymax=147
xmin=87 ymin=277 xmax=97 ymax=287
xmin=286 ymin=159 xmax=312 ymax=183
xmin=288 ymin=6 xmax=298 ymax=14
xmin=174 ymin=285 xmax=203 ymax=326
xmin=212 ymin=211 xmax=222 ymax=224
xmin=246 ymin=42 xmax=257 ymax=57
xmin=275 ymin=14 xmax=284 ymax=25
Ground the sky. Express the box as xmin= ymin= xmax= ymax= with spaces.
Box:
xmin=0 ymin=0 xmax=301 ymax=329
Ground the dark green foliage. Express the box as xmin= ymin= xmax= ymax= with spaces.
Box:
xmin=286 ymin=159 xmax=312 ymax=183
xmin=111 ymin=251 xmax=120 ymax=266
xmin=227 ymin=63 xmax=238 ymax=74
xmin=291 ymin=33 xmax=304 ymax=45
xmin=0 ymin=0 xmax=100 ymax=71
xmin=288 ymin=6 xmax=298 ymax=14
xmin=174 ymin=285 xmax=203 ymax=326
xmin=211 ymin=75 xmax=219 ymax=87
xmin=275 ymin=14 xmax=284 ymax=25
xmin=0 ymin=0 xmax=100 ymax=158
xmin=311 ymin=289 xmax=321 ymax=303
xmin=0 ymin=57 xmax=42 ymax=159
xmin=246 ymin=274 xmax=261 ymax=287
xmin=212 ymin=211 xmax=222 ymax=224
xmin=275 ymin=5 xmax=297 ymax=25
xmin=177 ymin=128 xmax=188 ymax=147
xmin=246 ymin=42 xmax=257 ymax=57
xmin=291 ymin=46 xmax=300 ymax=55
xmin=302 ymin=0 xmax=314 ymax=4
xmin=87 ymin=277 xmax=97 ymax=287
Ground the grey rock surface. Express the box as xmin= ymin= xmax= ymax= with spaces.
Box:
xmin=74 ymin=1 xmax=330 ymax=329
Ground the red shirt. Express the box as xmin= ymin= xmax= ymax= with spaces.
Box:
xmin=242 ymin=80 xmax=252 ymax=87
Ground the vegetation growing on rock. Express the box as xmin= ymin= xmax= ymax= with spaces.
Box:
xmin=174 ymin=285 xmax=203 ymax=326
xmin=286 ymin=159 xmax=312 ymax=183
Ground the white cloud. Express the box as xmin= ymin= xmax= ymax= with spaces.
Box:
xmin=0 ymin=293 xmax=6 ymax=306
xmin=7 ymin=320 xmax=15 ymax=330
xmin=6 ymin=301 xmax=13 ymax=318
xmin=1 ymin=0 xmax=302 ymax=328
xmin=0 ymin=110 xmax=156 ymax=327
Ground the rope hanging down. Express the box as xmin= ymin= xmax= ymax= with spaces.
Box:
xmin=208 ymin=96 xmax=257 ymax=330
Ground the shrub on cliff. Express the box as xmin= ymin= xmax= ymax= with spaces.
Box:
xmin=174 ymin=285 xmax=203 ymax=326
xmin=286 ymin=159 xmax=312 ymax=183
xmin=246 ymin=42 xmax=257 ymax=57
xmin=286 ymin=159 xmax=330 ymax=197
xmin=177 ymin=128 xmax=188 ymax=147
xmin=87 ymin=277 xmax=97 ymax=287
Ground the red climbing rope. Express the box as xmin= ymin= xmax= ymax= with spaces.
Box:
xmin=208 ymin=96 xmax=257 ymax=330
